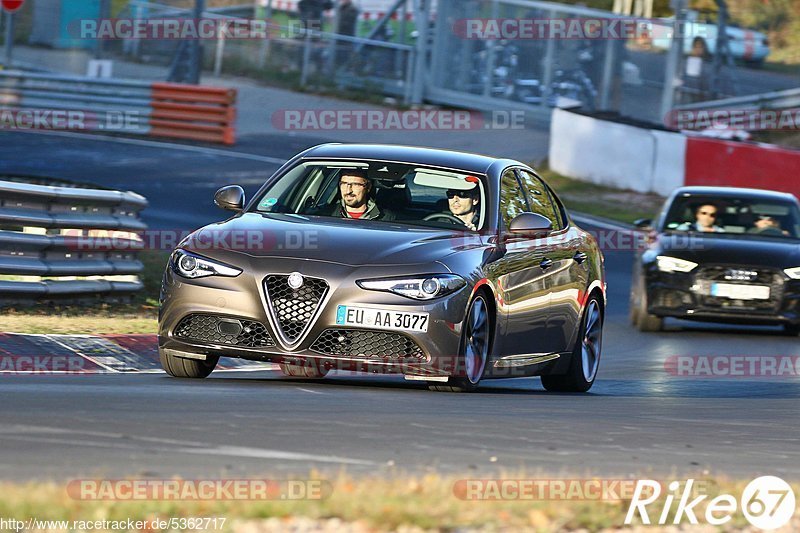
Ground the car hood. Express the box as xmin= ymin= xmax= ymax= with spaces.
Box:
xmin=657 ymin=233 xmax=800 ymax=268
xmin=180 ymin=212 xmax=486 ymax=267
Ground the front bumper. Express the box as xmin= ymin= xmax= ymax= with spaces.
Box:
xmin=158 ymin=259 xmax=472 ymax=378
xmin=644 ymin=264 xmax=800 ymax=325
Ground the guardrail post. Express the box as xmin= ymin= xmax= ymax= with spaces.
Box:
xmin=540 ymin=9 xmax=557 ymax=109
xmin=214 ymin=20 xmax=228 ymax=77
xmin=301 ymin=29 xmax=313 ymax=86
xmin=3 ymin=11 xmax=15 ymax=67
xmin=410 ymin=0 xmax=430 ymax=105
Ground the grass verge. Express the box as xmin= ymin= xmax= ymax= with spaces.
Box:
xmin=0 ymin=474 xmax=796 ymax=532
xmin=538 ymin=169 xmax=664 ymax=225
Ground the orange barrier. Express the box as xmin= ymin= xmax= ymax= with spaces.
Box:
xmin=148 ymin=82 xmax=237 ymax=145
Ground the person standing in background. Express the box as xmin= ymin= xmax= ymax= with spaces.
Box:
xmin=298 ymin=0 xmax=333 ymax=34
xmin=335 ymin=0 xmax=360 ymax=65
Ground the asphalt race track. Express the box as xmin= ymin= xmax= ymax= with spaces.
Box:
xmin=1 ymin=132 xmax=799 ymax=482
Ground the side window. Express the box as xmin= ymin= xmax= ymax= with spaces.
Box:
xmin=516 ymin=170 xmax=562 ymax=230
xmin=500 ymin=169 xmax=529 ymax=229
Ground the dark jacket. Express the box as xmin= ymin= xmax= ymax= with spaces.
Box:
xmin=298 ymin=0 xmax=333 ymax=30
xmin=337 ymin=3 xmax=359 ymax=37
xmin=443 ymin=210 xmax=479 ymax=231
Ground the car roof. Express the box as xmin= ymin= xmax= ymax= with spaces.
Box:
xmin=301 ymin=143 xmax=508 ymax=175
xmin=673 ymin=186 xmax=798 ymax=203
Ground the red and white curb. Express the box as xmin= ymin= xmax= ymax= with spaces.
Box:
xmin=0 ymin=333 xmax=277 ymax=374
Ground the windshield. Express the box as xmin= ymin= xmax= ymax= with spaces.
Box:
xmin=663 ymin=195 xmax=800 ymax=240
xmin=252 ymin=159 xmax=488 ymax=232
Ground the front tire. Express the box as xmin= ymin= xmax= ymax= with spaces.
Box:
xmin=633 ymin=275 xmax=663 ymax=332
xmin=542 ymin=296 xmax=603 ymax=393
xmin=429 ymin=295 xmax=491 ymax=393
xmin=160 ymin=349 xmax=219 ymax=378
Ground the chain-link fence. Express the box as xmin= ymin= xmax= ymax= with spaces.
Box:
xmin=74 ymin=0 xmax=794 ymax=125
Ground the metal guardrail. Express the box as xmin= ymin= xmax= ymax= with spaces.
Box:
xmin=674 ymin=87 xmax=800 ymax=111
xmin=0 ymin=71 xmax=238 ymax=145
xmin=0 ymin=178 xmax=148 ymax=304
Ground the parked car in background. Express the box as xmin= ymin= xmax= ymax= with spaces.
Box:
xmin=647 ymin=10 xmax=770 ymax=64
xmin=631 ymin=187 xmax=800 ymax=334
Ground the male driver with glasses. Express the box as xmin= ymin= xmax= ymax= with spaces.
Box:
xmin=329 ymin=170 xmax=394 ymax=221
xmin=677 ymin=204 xmax=724 ymax=233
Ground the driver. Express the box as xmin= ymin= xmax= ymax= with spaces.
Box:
xmin=329 ymin=170 xmax=394 ymax=221
xmin=677 ymin=203 xmax=724 ymax=233
xmin=446 ymin=187 xmax=480 ymax=231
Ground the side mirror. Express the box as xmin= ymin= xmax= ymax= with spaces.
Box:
xmin=214 ymin=185 xmax=245 ymax=212
xmin=634 ymin=218 xmax=653 ymax=230
xmin=509 ymin=212 xmax=553 ymax=236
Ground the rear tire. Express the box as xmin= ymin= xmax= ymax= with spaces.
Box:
xmin=542 ymin=296 xmax=603 ymax=393
xmin=429 ymin=295 xmax=491 ymax=393
xmin=160 ymin=349 xmax=219 ymax=378
xmin=279 ymin=362 xmax=329 ymax=378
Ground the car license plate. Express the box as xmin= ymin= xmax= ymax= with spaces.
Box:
xmin=711 ymin=283 xmax=771 ymax=300
xmin=336 ymin=305 xmax=429 ymax=333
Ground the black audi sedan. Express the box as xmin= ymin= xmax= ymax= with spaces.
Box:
xmin=631 ymin=186 xmax=800 ymax=334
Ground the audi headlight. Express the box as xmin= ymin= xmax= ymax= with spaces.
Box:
xmin=656 ymin=256 xmax=698 ymax=273
xmin=172 ymin=249 xmax=241 ymax=279
xmin=785 ymin=267 xmax=800 ymax=280
xmin=357 ymin=274 xmax=466 ymax=301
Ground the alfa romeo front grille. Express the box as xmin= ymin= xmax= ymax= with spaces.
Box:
xmin=310 ymin=329 xmax=426 ymax=360
xmin=264 ymin=275 xmax=328 ymax=343
xmin=174 ymin=314 xmax=275 ymax=348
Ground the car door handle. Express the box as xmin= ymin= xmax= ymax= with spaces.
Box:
xmin=573 ymin=252 xmax=588 ymax=264
xmin=540 ymin=258 xmax=554 ymax=270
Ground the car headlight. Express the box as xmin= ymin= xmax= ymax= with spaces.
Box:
xmin=357 ymin=274 xmax=466 ymax=301
xmin=656 ymin=255 xmax=698 ymax=273
xmin=171 ymin=249 xmax=241 ymax=279
xmin=785 ymin=267 xmax=800 ymax=280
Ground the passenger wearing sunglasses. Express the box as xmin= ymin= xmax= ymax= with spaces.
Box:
xmin=445 ymin=187 xmax=480 ymax=231
xmin=677 ymin=204 xmax=725 ymax=233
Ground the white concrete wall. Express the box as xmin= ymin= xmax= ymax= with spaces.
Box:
xmin=549 ymin=108 xmax=686 ymax=196
xmin=649 ymin=130 xmax=687 ymax=196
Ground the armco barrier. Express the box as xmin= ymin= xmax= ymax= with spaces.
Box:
xmin=0 ymin=178 xmax=148 ymax=304
xmin=0 ymin=71 xmax=237 ymax=145
xmin=549 ymin=108 xmax=686 ymax=196
xmin=685 ymin=138 xmax=800 ymax=199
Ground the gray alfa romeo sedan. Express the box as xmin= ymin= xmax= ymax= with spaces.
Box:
xmin=158 ymin=144 xmax=606 ymax=392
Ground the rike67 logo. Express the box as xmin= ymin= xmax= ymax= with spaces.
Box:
xmin=625 ymin=476 xmax=796 ymax=530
